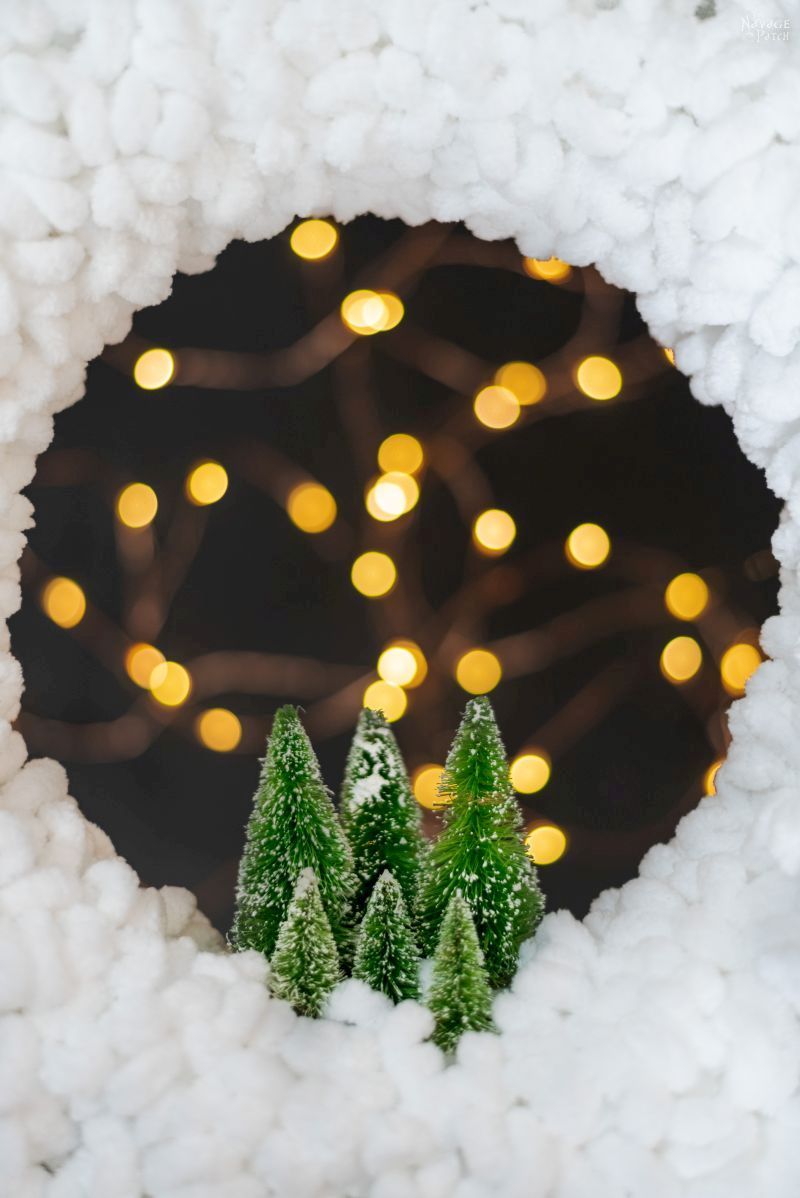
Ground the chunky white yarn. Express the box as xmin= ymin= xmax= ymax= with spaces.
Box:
xmin=1 ymin=1 xmax=800 ymax=1194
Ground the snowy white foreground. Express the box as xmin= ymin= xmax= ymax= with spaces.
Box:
xmin=2 ymin=1 xmax=800 ymax=1194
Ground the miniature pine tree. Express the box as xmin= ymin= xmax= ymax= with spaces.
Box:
xmin=428 ymin=893 xmax=494 ymax=1053
xmin=353 ymin=870 xmax=420 ymax=1003
xmin=231 ymin=705 xmax=356 ymax=960
xmin=340 ymin=708 xmax=424 ymax=920
xmin=270 ymin=869 xmax=342 ymax=1017
xmin=418 ymin=696 xmax=544 ymax=988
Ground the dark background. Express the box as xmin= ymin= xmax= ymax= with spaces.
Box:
xmin=11 ymin=217 xmax=781 ymax=930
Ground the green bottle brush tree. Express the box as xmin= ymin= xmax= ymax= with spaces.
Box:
xmin=230 ymin=704 xmax=356 ymax=959
xmin=418 ymin=696 xmax=544 ymax=988
xmin=353 ymin=869 xmax=420 ymax=1003
xmin=340 ymin=707 xmax=424 ymax=921
xmin=270 ymin=868 xmax=342 ymax=1018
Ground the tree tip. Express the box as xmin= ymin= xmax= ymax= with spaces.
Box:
xmin=293 ymin=866 xmax=318 ymax=897
xmin=359 ymin=705 xmax=388 ymax=728
xmin=273 ymin=703 xmax=301 ymax=724
xmin=447 ymin=890 xmax=470 ymax=918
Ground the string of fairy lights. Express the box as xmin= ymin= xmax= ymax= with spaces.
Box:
xmin=24 ymin=216 xmax=769 ymax=872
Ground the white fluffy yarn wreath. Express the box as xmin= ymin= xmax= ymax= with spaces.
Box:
xmin=2 ymin=1 xmax=800 ymax=1195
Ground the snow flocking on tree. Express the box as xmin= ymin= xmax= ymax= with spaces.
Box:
xmin=2 ymin=2 xmax=800 ymax=1195
xmin=340 ymin=706 xmax=424 ymax=920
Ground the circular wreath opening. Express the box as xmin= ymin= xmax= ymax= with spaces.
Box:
xmin=13 ymin=217 xmax=780 ymax=939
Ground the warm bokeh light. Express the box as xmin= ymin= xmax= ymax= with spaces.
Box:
xmin=663 ymin=347 xmax=675 ymax=365
xmin=665 ymin=572 xmax=710 ymax=621
xmin=286 ymin=482 xmax=337 ymax=533
xmin=379 ymin=292 xmax=404 ymax=331
xmin=704 ymin=759 xmax=723 ymax=795
xmin=495 ymin=361 xmax=547 ymax=406
xmin=148 ymin=660 xmax=191 ymax=706
xmin=341 ymin=289 xmax=386 ymax=334
xmin=365 ymin=471 xmax=419 ymax=521
xmin=575 ymin=355 xmax=622 ymax=401
xmin=472 ymin=508 xmax=516 ymax=555
xmin=565 ymin=523 xmax=611 ymax=569
xmin=455 ymin=648 xmax=502 ymax=694
xmin=133 ymin=347 xmax=174 ymax=390
xmin=523 ymin=257 xmax=572 ymax=283
xmin=380 ymin=639 xmax=427 ymax=689
xmin=377 ymin=644 xmax=418 ymax=687
xmin=186 ymin=460 xmax=228 ymax=506
xmin=720 ymin=642 xmax=761 ymax=696
xmin=363 ymin=679 xmax=407 ymax=722
xmin=660 ymin=636 xmax=703 ymax=684
xmin=196 ymin=707 xmax=242 ymax=752
xmin=525 ymin=823 xmax=568 ymax=865
xmin=378 ymin=433 xmax=424 ymax=475
xmin=412 ymin=763 xmax=446 ymax=809
xmin=473 ymin=384 xmax=520 ymax=430
xmin=341 ymin=289 xmax=402 ymax=335
xmin=116 ymin=482 xmax=158 ymax=529
xmin=41 ymin=577 xmax=86 ymax=629
xmin=511 ymin=752 xmax=551 ymax=795
xmin=125 ymin=642 xmax=165 ymax=688
xmin=351 ymin=551 xmax=397 ymax=598
xmin=289 ymin=219 xmax=338 ymax=261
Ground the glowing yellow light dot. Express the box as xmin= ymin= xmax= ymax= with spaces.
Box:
xmin=495 ymin=361 xmax=547 ymax=406
xmin=116 ymin=482 xmax=158 ymax=529
xmin=186 ymin=461 xmax=228 ymax=506
xmin=196 ymin=707 xmax=242 ymax=752
xmin=289 ymin=219 xmax=338 ymax=261
xmin=148 ymin=660 xmax=191 ymax=707
xmin=365 ymin=472 xmax=419 ymax=522
xmin=286 ymin=482 xmax=337 ymax=534
xmin=511 ymin=752 xmax=551 ymax=795
xmin=720 ymin=643 xmax=761 ymax=696
xmin=125 ymin=642 xmax=165 ymax=688
xmin=41 ymin=577 xmax=86 ymax=629
xmin=413 ymin=763 xmax=448 ymax=809
xmin=663 ymin=347 xmax=675 ymax=365
xmin=575 ymin=355 xmax=622 ymax=402
xmin=473 ymin=385 xmax=520 ymax=430
xmin=378 ymin=433 xmax=424 ymax=475
xmin=704 ymin=759 xmax=723 ymax=795
xmin=565 ymin=523 xmax=611 ymax=570
xmin=381 ymin=639 xmax=427 ymax=689
xmin=377 ymin=644 xmax=418 ymax=687
xmin=665 ymin=573 xmax=710 ymax=622
xmin=133 ymin=348 xmax=174 ymax=390
xmin=379 ymin=292 xmax=404 ymax=331
xmin=473 ymin=508 xmax=516 ymax=555
xmin=660 ymin=636 xmax=703 ymax=684
xmin=525 ymin=824 xmax=568 ymax=865
xmin=341 ymin=289 xmax=392 ymax=335
xmin=363 ymin=679 xmax=407 ymax=722
xmin=523 ymin=257 xmax=572 ymax=283
xmin=455 ymin=648 xmax=502 ymax=695
xmin=351 ymin=551 xmax=397 ymax=598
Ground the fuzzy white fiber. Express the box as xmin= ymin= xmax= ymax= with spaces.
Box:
xmin=1 ymin=0 xmax=800 ymax=1195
